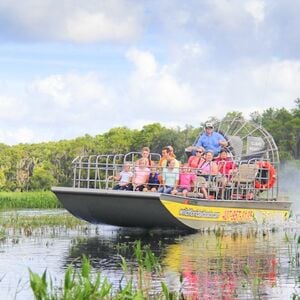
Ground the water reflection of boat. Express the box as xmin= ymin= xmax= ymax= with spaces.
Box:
xmin=65 ymin=227 xmax=182 ymax=267
xmin=52 ymin=117 xmax=291 ymax=230
xmin=162 ymin=231 xmax=280 ymax=299
xmin=64 ymin=227 xmax=283 ymax=299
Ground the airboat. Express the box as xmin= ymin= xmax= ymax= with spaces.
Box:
xmin=52 ymin=116 xmax=291 ymax=231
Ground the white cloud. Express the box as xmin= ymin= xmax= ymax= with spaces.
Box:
xmin=0 ymin=0 xmax=142 ymax=42
xmin=0 ymin=72 xmax=119 ymax=144
xmin=126 ymin=48 xmax=158 ymax=78
xmin=29 ymin=75 xmax=72 ymax=108
xmin=65 ymin=10 xmax=140 ymax=42
xmin=0 ymin=127 xmax=36 ymax=145
xmin=245 ymin=0 xmax=266 ymax=24
xmin=126 ymin=48 xmax=195 ymax=114
xmin=29 ymin=73 xmax=112 ymax=111
xmin=0 ymin=95 xmax=27 ymax=120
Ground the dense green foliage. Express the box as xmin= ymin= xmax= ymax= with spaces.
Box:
xmin=0 ymin=192 xmax=60 ymax=209
xmin=0 ymin=103 xmax=299 ymax=191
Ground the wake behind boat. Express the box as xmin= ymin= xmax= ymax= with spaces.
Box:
xmin=52 ymin=116 xmax=292 ymax=231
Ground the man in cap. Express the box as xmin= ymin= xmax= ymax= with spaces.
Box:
xmin=195 ymin=122 xmax=227 ymax=156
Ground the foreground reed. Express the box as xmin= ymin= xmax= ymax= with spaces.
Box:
xmin=29 ymin=241 xmax=179 ymax=300
xmin=0 ymin=191 xmax=61 ymax=209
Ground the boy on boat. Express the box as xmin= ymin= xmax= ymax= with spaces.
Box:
xmin=158 ymin=159 xmax=179 ymax=194
xmin=144 ymin=164 xmax=160 ymax=192
xmin=159 ymin=147 xmax=180 ymax=168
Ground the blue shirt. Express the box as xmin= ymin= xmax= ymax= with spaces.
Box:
xmin=162 ymin=168 xmax=179 ymax=187
xmin=148 ymin=172 xmax=160 ymax=187
xmin=196 ymin=131 xmax=225 ymax=155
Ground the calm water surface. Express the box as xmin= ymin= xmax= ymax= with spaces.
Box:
xmin=1 ymin=209 xmax=300 ymax=299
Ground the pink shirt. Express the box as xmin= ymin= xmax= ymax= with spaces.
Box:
xmin=179 ymin=173 xmax=196 ymax=190
xmin=133 ymin=166 xmax=150 ymax=185
xmin=198 ymin=161 xmax=218 ymax=175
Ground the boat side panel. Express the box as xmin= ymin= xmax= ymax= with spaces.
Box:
xmin=162 ymin=194 xmax=292 ymax=210
xmin=54 ymin=189 xmax=190 ymax=230
xmin=160 ymin=198 xmax=290 ymax=230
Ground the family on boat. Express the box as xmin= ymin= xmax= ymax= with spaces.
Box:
xmin=52 ymin=117 xmax=289 ymax=230
xmin=108 ymin=122 xmax=272 ymax=200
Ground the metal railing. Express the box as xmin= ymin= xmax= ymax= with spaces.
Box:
xmin=71 ymin=152 xmax=279 ymax=201
xmin=72 ymin=152 xmax=161 ymax=189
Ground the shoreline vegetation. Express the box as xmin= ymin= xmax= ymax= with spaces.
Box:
xmin=0 ymin=107 xmax=298 ymax=193
xmin=0 ymin=191 xmax=61 ymax=210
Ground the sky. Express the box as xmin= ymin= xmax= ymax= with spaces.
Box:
xmin=0 ymin=0 xmax=300 ymax=145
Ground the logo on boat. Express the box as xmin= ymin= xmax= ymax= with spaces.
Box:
xmin=179 ymin=208 xmax=220 ymax=219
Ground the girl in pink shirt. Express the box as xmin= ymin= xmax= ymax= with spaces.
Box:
xmin=173 ymin=164 xmax=196 ymax=197
xmin=132 ymin=158 xmax=150 ymax=191
xmin=198 ymin=151 xmax=218 ymax=177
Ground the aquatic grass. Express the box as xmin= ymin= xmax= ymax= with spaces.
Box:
xmin=0 ymin=191 xmax=61 ymax=209
xmin=30 ymin=256 xmax=113 ymax=300
xmin=0 ymin=227 xmax=5 ymax=241
xmin=287 ymin=233 xmax=300 ymax=267
xmin=29 ymin=242 xmax=180 ymax=300
xmin=119 ymin=240 xmax=163 ymax=297
xmin=0 ymin=213 xmax=87 ymax=236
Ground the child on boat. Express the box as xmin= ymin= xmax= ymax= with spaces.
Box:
xmin=132 ymin=158 xmax=150 ymax=191
xmin=173 ymin=163 xmax=196 ymax=197
xmin=215 ymin=149 xmax=236 ymax=198
xmin=159 ymin=146 xmax=180 ymax=168
xmin=109 ymin=163 xmax=133 ymax=190
xmin=158 ymin=159 xmax=179 ymax=194
xmin=197 ymin=150 xmax=218 ymax=178
xmin=197 ymin=150 xmax=218 ymax=199
xmin=145 ymin=164 xmax=160 ymax=192
xmin=140 ymin=146 xmax=153 ymax=167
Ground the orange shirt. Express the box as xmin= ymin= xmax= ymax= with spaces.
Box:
xmin=188 ymin=156 xmax=204 ymax=169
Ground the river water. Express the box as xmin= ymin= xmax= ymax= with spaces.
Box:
xmin=1 ymin=209 xmax=300 ymax=299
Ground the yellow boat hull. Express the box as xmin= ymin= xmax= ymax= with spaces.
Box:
xmin=161 ymin=196 xmax=290 ymax=230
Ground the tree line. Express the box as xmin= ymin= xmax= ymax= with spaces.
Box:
xmin=0 ymin=101 xmax=299 ymax=191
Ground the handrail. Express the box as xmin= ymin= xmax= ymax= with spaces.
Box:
xmin=71 ymin=152 xmax=279 ymax=201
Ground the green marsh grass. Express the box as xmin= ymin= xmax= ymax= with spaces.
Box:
xmin=0 ymin=227 xmax=5 ymax=241
xmin=29 ymin=242 xmax=179 ymax=300
xmin=0 ymin=212 xmax=87 ymax=237
xmin=0 ymin=191 xmax=61 ymax=209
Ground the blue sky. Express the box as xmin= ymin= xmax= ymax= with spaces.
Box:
xmin=0 ymin=0 xmax=299 ymax=145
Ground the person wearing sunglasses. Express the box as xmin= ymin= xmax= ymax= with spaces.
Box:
xmin=188 ymin=146 xmax=205 ymax=172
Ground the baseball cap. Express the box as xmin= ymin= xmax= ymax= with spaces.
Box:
xmin=205 ymin=122 xmax=214 ymax=129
